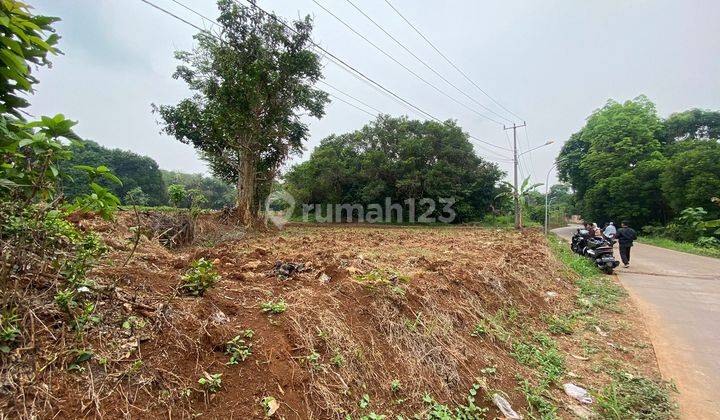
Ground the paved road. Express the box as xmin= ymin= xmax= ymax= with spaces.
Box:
xmin=553 ymin=226 xmax=720 ymax=419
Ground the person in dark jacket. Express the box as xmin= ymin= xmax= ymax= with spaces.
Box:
xmin=616 ymin=220 xmax=637 ymax=267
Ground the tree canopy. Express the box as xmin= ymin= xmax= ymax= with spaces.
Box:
xmin=153 ymin=0 xmax=328 ymax=225
xmin=284 ymin=115 xmax=504 ymax=222
xmin=558 ymin=96 xmax=720 ymax=226
xmin=161 ymin=170 xmax=235 ymax=210
xmin=61 ymin=140 xmax=168 ymax=206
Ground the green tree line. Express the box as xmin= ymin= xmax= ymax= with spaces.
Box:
xmin=59 ymin=140 xmax=234 ymax=209
xmin=558 ymin=96 xmax=720 ymax=241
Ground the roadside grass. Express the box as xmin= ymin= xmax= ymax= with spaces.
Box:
xmin=639 ymin=236 xmax=720 ymax=259
xmin=547 ymin=234 xmax=626 ymax=312
xmin=547 ymin=233 xmax=677 ymax=420
xmin=597 ymin=371 xmax=677 ymax=420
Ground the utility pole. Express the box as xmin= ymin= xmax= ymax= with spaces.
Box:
xmin=504 ymin=122 xmax=526 ymax=230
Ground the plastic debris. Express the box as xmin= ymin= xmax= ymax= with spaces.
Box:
xmin=492 ymin=393 xmax=523 ymax=419
xmin=563 ymin=383 xmax=593 ymax=404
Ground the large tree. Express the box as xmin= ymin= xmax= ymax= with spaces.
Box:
xmin=284 ymin=115 xmax=504 ymax=222
xmin=153 ymin=0 xmax=328 ymax=225
xmin=557 ymin=96 xmax=668 ymax=226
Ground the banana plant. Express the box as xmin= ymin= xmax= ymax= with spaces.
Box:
xmin=496 ymin=176 xmax=543 ymax=228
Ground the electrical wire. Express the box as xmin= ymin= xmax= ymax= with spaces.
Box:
xmin=311 ymin=0 xmax=505 ymax=126
xmin=318 ymin=80 xmax=384 ymax=115
xmin=230 ymin=0 xmax=511 ymax=153
xmin=342 ymin=0 xmax=512 ymax=125
xmin=383 ymin=0 xmax=524 ymax=122
xmin=325 ymin=92 xmax=377 ymax=117
xmin=138 ymin=0 xmax=512 ymax=158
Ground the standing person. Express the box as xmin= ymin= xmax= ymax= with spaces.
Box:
xmin=604 ymin=221 xmax=617 ymax=239
xmin=616 ymin=220 xmax=637 ymax=267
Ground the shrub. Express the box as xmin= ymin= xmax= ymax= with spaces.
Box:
xmin=168 ymin=184 xmax=187 ymax=208
xmin=180 ymin=258 xmax=220 ymax=296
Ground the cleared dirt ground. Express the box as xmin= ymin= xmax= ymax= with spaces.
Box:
xmin=2 ymin=213 xmax=666 ymax=418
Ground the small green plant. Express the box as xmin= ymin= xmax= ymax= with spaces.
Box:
xmin=0 ymin=309 xmax=21 ymax=353
xmin=226 ymin=330 xmax=254 ymax=365
xmin=545 ymin=314 xmax=574 ymax=335
xmin=72 ymin=302 xmax=101 ymax=332
xmin=470 ymin=322 xmax=487 ymax=337
xmin=198 ymin=372 xmax=222 ymax=393
xmin=358 ymin=393 xmax=370 ymax=409
xmin=128 ymin=359 xmax=144 ymax=375
xmin=180 ymin=258 xmax=220 ymax=296
xmin=480 ymin=366 xmax=496 ymax=375
xmin=421 ymin=384 xmax=488 ymax=419
xmin=330 ymin=351 xmax=345 ymax=368
xmin=122 ymin=315 xmax=147 ymax=332
xmin=511 ymin=333 xmax=565 ymax=384
xmin=518 ymin=378 xmax=558 ymax=419
xmin=67 ymin=349 xmax=93 ymax=372
xmin=597 ymin=371 xmax=677 ymax=419
xmin=54 ymin=288 xmax=77 ymax=312
xmin=456 ymin=381 xmax=488 ymax=418
xmin=390 ymin=379 xmax=401 ymax=393
xmin=261 ymin=299 xmax=287 ymax=314
xmin=306 ymin=350 xmax=322 ymax=370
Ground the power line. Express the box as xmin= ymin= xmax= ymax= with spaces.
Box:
xmin=169 ymin=0 xmax=218 ymax=28
xmin=342 ymin=0 xmax=512 ymax=125
xmin=325 ymin=91 xmax=377 ymax=117
xmin=138 ymin=0 xmax=512 ymax=158
xmin=383 ymin=0 xmax=524 ymax=122
xmin=310 ymin=0 xmax=504 ymax=126
xmin=139 ymin=0 xmax=211 ymax=34
xmin=318 ymin=80 xmax=384 ymax=115
xmin=231 ymin=0 xmax=511 ymax=153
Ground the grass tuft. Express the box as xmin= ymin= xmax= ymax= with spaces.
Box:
xmin=597 ymin=371 xmax=677 ymax=419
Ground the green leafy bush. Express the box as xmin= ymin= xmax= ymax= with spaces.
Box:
xmin=180 ymin=258 xmax=220 ymax=296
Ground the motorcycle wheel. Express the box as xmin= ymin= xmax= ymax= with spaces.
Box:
xmin=601 ymin=264 xmax=614 ymax=275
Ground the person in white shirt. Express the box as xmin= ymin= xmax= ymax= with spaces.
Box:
xmin=603 ymin=221 xmax=617 ymax=239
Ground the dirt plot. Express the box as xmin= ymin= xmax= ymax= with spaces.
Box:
xmin=2 ymin=213 xmax=665 ymax=418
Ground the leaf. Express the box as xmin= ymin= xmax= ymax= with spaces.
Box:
xmin=101 ymin=171 xmax=122 ymax=186
xmin=0 ymin=179 xmax=19 ymax=189
xmin=72 ymin=165 xmax=95 ymax=172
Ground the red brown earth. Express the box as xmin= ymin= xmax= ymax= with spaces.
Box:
xmin=1 ymin=212 xmax=663 ymax=418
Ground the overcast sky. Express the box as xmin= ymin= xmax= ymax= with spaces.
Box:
xmin=29 ymin=0 xmax=720 ymax=186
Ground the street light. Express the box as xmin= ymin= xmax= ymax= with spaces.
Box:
xmin=513 ymin=139 xmax=555 ymax=229
xmin=545 ymin=156 xmax=568 ymax=235
xmin=519 ymin=140 xmax=554 ymax=157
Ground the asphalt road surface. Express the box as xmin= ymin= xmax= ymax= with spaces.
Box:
xmin=553 ymin=226 xmax=720 ymax=419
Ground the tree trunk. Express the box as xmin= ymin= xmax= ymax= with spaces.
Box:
xmin=236 ymin=152 xmax=257 ymax=227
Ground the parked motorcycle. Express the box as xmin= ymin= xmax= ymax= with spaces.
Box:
xmin=570 ymin=228 xmax=620 ymax=274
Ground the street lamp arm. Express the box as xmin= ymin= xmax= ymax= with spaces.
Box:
xmin=518 ymin=140 xmax=554 ymax=157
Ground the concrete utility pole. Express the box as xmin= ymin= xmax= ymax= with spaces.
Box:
xmin=504 ymin=122 xmax=526 ymax=229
